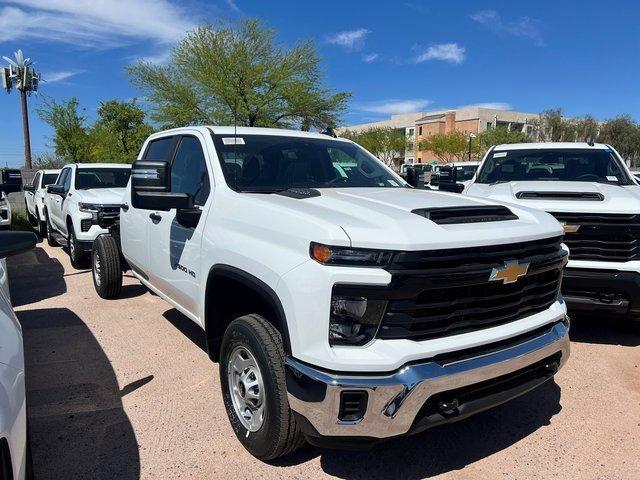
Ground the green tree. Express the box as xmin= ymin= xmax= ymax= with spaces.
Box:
xmin=127 ymin=19 xmax=349 ymax=130
xmin=418 ymin=131 xmax=471 ymax=163
xmin=90 ymin=99 xmax=154 ymax=163
xmin=342 ymin=127 xmax=407 ymax=167
xmin=36 ymin=97 xmax=91 ymax=162
xmin=598 ymin=115 xmax=640 ymax=165
xmin=33 ymin=152 xmax=65 ymax=169
xmin=476 ymin=127 xmax=528 ymax=155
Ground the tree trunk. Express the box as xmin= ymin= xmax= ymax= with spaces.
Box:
xmin=20 ymin=89 xmax=33 ymax=171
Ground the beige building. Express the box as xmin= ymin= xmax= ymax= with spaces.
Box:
xmin=342 ymin=106 xmax=540 ymax=165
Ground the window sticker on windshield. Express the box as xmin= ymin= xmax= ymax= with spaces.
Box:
xmin=387 ymin=179 xmax=399 ymax=186
xmin=606 ymin=175 xmax=618 ymax=182
xmin=493 ymin=152 xmax=507 ymax=158
xmin=222 ymin=137 xmax=245 ymax=145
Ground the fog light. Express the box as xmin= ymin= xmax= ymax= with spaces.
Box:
xmin=329 ymin=294 xmax=386 ymax=346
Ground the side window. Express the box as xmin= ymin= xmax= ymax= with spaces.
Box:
xmin=62 ymin=169 xmax=72 ymax=191
xmin=143 ymin=137 xmax=176 ymax=161
xmin=56 ymin=169 xmax=69 ymax=186
xmin=171 ymin=136 xmax=210 ymax=206
xmin=32 ymin=172 xmax=41 ymax=188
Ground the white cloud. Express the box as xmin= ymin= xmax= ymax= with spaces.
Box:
xmin=362 ymin=53 xmax=379 ymax=63
xmin=356 ymin=98 xmax=431 ymax=115
xmin=458 ymin=102 xmax=513 ymax=110
xmin=135 ymin=50 xmax=172 ymax=65
xmin=0 ymin=0 xmax=197 ymax=47
xmin=224 ymin=0 xmax=242 ymax=14
xmin=471 ymin=10 xmax=544 ymax=46
xmin=413 ymin=43 xmax=465 ymax=64
xmin=43 ymin=70 xmax=83 ymax=83
xmin=326 ymin=28 xmax=369 ymax=50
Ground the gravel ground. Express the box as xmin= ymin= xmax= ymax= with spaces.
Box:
xmin=8 ymin=241 xmax=640 ymax=480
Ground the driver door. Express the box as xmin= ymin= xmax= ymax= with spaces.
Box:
xmin=49 ymin=167 xmax=70 ymax=231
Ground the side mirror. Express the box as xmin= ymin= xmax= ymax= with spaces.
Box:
xmin=131 ymin=160 xmax=194 ymax=211
xmin=176 ymin=207 xmax=202 ymax=229
xmin=23 ymin=184 xmax=35 ymax=192
xmin=0 ymin=231 xmax=37 ymax=258
xmin=439 ymin=182 xmax=465 ymax=193
xmin=47 ymin=184 xmax=65 ymax=196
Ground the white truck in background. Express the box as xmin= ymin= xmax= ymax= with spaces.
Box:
xmin=91 ymin=126 xmax=570 ymax=460
xmin=465 ymin=142 xmax=640 ymax=328
xmin=43 ymin=163 xmax=131 ymax=268
xmin=23 ymin=169 xmax=60 ymax=237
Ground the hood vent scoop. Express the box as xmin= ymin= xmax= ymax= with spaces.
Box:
xmin=516 ymin=191 xmax=604 ymax=201
xmin=276 ymin=188 xmax=321 ymax=199
xmin=412 ymin=205 xmax=518 ymax=225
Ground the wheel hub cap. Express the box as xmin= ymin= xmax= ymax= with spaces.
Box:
xmin=227 ymin=346 xmax=265 ymax=432
xmin=94 ymin=254 xmax=101 ymax=286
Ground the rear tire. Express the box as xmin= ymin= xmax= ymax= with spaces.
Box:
xmin=92 ymin=234 xmax=122 ymax=299
xmin=45 ymin=213 xmax=57 ymax=247
xmin=68 ymin=223 xmax=87 ymax=269
xmin=220 ymin=314 xmax=305 ymax=461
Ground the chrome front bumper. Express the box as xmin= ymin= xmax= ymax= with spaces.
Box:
xmin=285 ymin=320 xmax=570 ymax=440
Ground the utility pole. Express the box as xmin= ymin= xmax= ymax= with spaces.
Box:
xmin=467 ymin=133 xmax=476 ymax=161
xmin=2 ymin=50 xmax=40 ymax=172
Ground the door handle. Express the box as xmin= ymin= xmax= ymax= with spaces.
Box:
xmin=121 ymin=203 xmax=129 ymax=212
xmin=149 ymin=213 xmax=162 ymax=222
xmin=67 ymin=193 xmax=72 ymax=197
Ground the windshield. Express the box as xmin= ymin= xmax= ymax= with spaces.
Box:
xmin=476 ymin=148 xmax=633 ymax=185
xmin=42 ymin=173 xmax=59 ymax=186
xmin=211 ymin=134 xmax=403 ymax=192
xmin=75 ymin=168 xmax=131 ymax=190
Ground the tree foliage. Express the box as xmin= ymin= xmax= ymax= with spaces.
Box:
xmin=36 ymin=97 xmax=91 ymax=162
xmin=598 ymin=115 xmax=640 ymax=165
xmin=418 ymin=131 xmax=471 ymax=163
xmin=476 ymin=127 xmax=528 ymax=155
xmin=33 ymin=152 xmax=66 ymax=169
xmin=127 ymin=19 xmax=349 ymax=130
xmin=341 ymin=127 xmax=407 ymax=166
xmin=37 ymin=97 xmax=153 ymax=163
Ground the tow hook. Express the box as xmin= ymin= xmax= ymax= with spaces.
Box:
xmin=437 ymin=398 xmax=459 ymax=416
xmin=544 ymin=361 xmax=559 ymax=375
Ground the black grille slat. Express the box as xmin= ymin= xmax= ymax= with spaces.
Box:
xmin=376 ymin=237 xmax=566 ymax=341
xmin=550 ymin=212 xmax=640 ymax=262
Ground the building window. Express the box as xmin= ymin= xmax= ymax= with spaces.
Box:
xmin=408 ymin=128 xmax=414 ymax=136
xmin=486 ymin=122 xmax=492 ymax=130
xmin=419 ymin=126 xmax=422 ymax=135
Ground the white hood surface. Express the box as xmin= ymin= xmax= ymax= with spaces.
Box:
xmin=77 ymin=187 xmax=127 ymax=205
xmin=466 ymin=181 xmax=640 ymax=214
xmin=249 ymin=187 xmax=563 ymax=251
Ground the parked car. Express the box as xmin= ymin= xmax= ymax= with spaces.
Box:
xmin=23 ymin=169 xmax=60 ymax=237
xmin=91 ymin=126 xmax=570 ymax=460
xmin=0 ymin=169 xmax=22 ymax=195
xmin=0 ymin=193 xmax=10 ymax=231
xmin=44 ymin=163 xmax=131 ymax=268
xmin=0 ymin=231 xmax=37 ymax=480
xmin=465 ymin=142 xmax=640 ymax=327
xmin=438 ymin=161 xmax=480 ymax=193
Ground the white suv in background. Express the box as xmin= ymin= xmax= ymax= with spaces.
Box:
xmin=44 ymin=163 xmax=131 ymax=268
xmin=466 ymin=142 xmax=640 ymax=328
xmin=23 ymin=169 xmax=60 ymax=237
xmin=0 ymin=193 xmax=10 ymax=231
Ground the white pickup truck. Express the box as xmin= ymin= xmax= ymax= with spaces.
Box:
xmin=465 ymin=142 xmax=640 ymax=328
xmin=91 ymin=126 xmax=570 ymax=460
xmin=44 ymin=163 xmax=131 ymax=268
xmin=23 ymin=169 xmax=60 ymax=236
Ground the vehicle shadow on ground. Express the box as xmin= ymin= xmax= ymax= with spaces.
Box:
xmin=569 ymin=313 xmax=640 ymax=346
xmin=162 ymin=308 xmax=208 ymax=353
xmin=280 ymin=381 xmax=562 ymax=479
xmin=7 ymin=245 xmax=67 ymax=306
xmin=17 ymin=307 xmax=141 ymax=480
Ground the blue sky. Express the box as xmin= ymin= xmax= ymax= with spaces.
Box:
xmin=1 ymin=0 xmax=639 ymax=167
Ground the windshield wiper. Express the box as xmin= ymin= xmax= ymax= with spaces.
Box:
xmin=236 ymin=187 xmax=289 ymax=194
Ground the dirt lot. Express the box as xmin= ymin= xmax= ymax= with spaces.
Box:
xmin=8 ymin=241 xmax=640 ymax=480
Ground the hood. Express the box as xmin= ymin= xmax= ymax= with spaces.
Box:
xmin=77 ymin=187 xmax=126 ymax=205
xmin=247 ymin=187 xmax=563 ymax=250
xmin=466 ymin=181 xmax=640 ymax=214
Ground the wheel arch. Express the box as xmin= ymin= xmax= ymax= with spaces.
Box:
xmin=204 ymin=264 xmax=292 ymax=362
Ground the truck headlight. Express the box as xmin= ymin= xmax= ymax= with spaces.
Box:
xmin=78 ymin=203 xmax=100 ymax=219
xmin=329 ymin=292 xmax=386 ymax=346
xmin=310 ymin=242 xmax=393 ymax=267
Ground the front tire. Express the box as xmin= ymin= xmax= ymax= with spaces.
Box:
xmin=220 ymin=314 xmax=304 ymax=461
xmin=68 ymin=223 xmax=87 ymax=269
xmin=36 ymin=210 xmax=47 ymax=238
xmin=92 ymin=234 xmax=122 ymax=299
xmin=45 ymin=213 xmax=57 ymax=247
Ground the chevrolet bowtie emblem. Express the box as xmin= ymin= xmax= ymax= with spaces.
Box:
xmin=561 ymin=223 xmax=581 ymax=233
xmin=489 ymin=260 xmax=530 ymax=284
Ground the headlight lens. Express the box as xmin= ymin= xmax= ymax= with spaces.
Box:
xmin=78 ymin=203 xmax=100 ymax=212
xmin=310 ymin=242 xmax=393 ymax=267
xmin=329 ymin=291 xmax=387 ymax=346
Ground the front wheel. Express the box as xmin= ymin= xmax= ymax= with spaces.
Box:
xmin=45 ymin=213 xmax=57 ymax=247
xmin=220 ymin=314 xmax=305 ymax=460
xmin=68 ymin=223 xmax=87 ymax=269
xmin=92 ymin=234 xmax=122 ymax=299
xmin=36 ymin=210 xmax=47 ymax=238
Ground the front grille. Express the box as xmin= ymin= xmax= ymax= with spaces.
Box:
xmin=550 ymin=212 xmax=640 ymax=262
xmin=375 ymin=236 xmax=565 ymax=341
xmin=96 ymin=206 xmax=120 ymax=229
